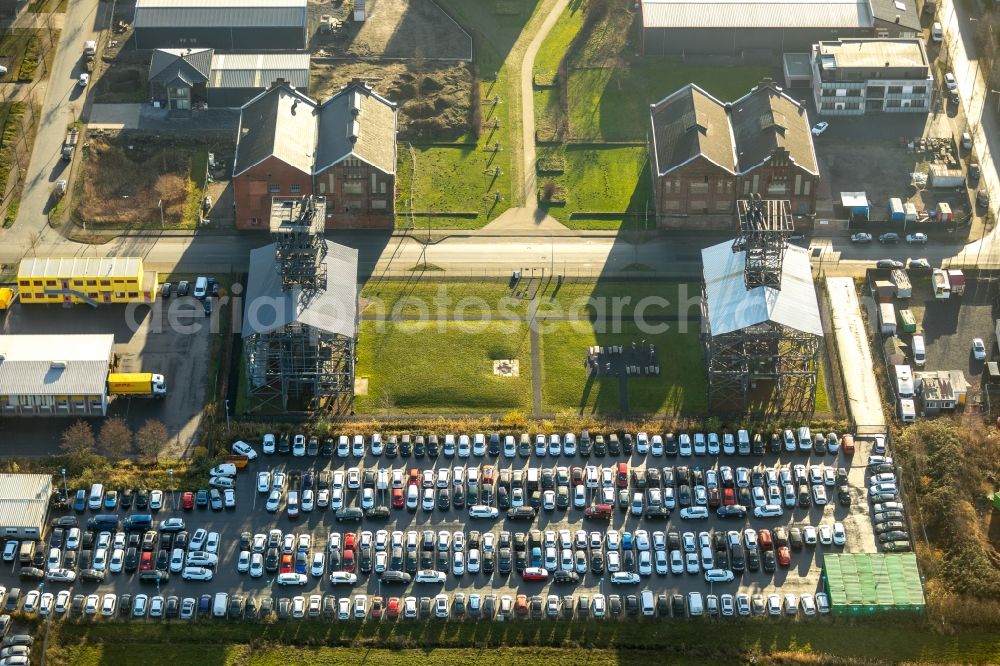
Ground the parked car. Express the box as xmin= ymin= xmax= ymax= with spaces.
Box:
xmin=905 ymin=233 xmax=928 ymax=245
xmin=811 ymin=122 xmax=829 ymax=136
xmin=850 ymin=233 xmax=872 ymax=244
xmin=878 ymin=233 xmax=900 ymax=244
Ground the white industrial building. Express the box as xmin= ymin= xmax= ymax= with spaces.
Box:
xmin=0 ymin=334 xmax=114 ymax=417
xmin=0 ymin=474 xmax=53 ymax=539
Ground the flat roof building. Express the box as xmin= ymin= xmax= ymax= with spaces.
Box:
xmin=0 ymin=474 xmax=53 ymax=540
xmin=0 ymin=334 xmax=114 ymax=417
xmin=17 ymin=257 xmax=157 ymax=306
xmin=811 ymin=38 xmax=932 ymax=115
xmin=640 ymin=0 xmax=921 ymax=56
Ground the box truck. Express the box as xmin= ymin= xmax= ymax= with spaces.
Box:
xmin=879 ymin=303 xmax=897 ymax=335
xmin=107 ymin=372 xmax=167 ymax=398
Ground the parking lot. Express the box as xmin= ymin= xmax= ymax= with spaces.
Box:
xmin=0 ymin=430 xmax=897 ymax=622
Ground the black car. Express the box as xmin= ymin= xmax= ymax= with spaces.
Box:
xmin=306 ymin=437 xmax=319 ymax=456
xmin=277 ymin=434 xmax=291 ymax=454
xmin=644 ymin=506 xmax=669 ymax=520
xmin=399 ymin=435 xmax=412 ymax=458
xmin=762 ymin=550 xmax=776 ymax=574
xmin=622 ymin=433 xmax=633 ymax=454
xmin=625 ymin=594 xmax=640 ymax=616
xmin=156 ymin=549 xmax=170 ymax=571
xmin=166 ymin=596 xmax=180 ymax=618
xmin=837 ymin=487 xmax=852 ymax=506
xmin=384 ymin=437 xmax=397 ymax=458
xmin=488 ymin=433 xmax=501 ymax=457
xmin=79 ymin=568 xmax=106 ymax=582
xmin=607 ymin=434 xmax=621 ymax=456
xmin=671 ymin=594 xmax=686 ymax=617
xmin=751 ymin=435 xmax=765 ymax=456
xmin=730 ymin=545 xmax=746 ymax=572
xmin=366 ymin=506 xmax=390 ymax=520
xmin=552 ymin=570 xmax=578 ymax=584
xmin=121 ymin=489 xmax=134 ymax=510
xmin=716 ymin=505 xmax=747 ymax=519
xmin=335 ymin=507 xmax=363 ymax=522
xmin=646 ymin=467 xmax=662 ymax=488
xmin=265 ymin=547 xmax=279 ymax=573
xmin=119 ymin=594 xmax=132 ymax=617
xmin=507 ymin=506 xmax=536 ymax=521
xmin=498 ymin=548 xmax=512 ymax=575
xmin=590 ymin=551 xmax=604 ymax=574
xmin=3 ymin=590 xmax=19 ymax=613
xmin=381 ymin=570 xmax=412 ymax=584
xmin=437 ymin=488 xmax=450 ymax=511
xmin=413 ymin=436 xmax=425 ymax=458
xmin=675 ymin=465 xmax=691 ymax=486
xmin=746 ymin=546 xmax=760 ymax=572
xmin=593 ymin=435 xmax=607 ymax=457
xmin=426 ymin=435 xmax=439 ymax=457
xmin=135 ymin=490 xmax=148 ymax=510
xmin=18 ymin=567 xmax=44 ymax=581
xmin=578 ymin=435 xmax=592 ymax=457
xmin=124 ymin=547 xmax=139 ymax=572
xmin=664 ymin=434 xmax=679 ymax=456
xmin=49 ymin=527 xmax=65 ymax=549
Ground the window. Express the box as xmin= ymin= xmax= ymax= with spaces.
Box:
xmin=379 ymin=181 xmax=387 ymax=194
xmin=766 ymin=180 xmax=787 ymax=195
xmin=86 ymin=279 xmax=96 ymax=286
xmin=913 ymin=86 xmax=926 ymax=95
xmin=33 ymin=280 xmax=42 ymax=287
xmin=715 ymin=200 xmax=731 ymax=211
xmin=249 ymin=217 xmax=261 ymax=226
xmin=371 ymin=199 xmax=387 ymax=210
xmin=290 ymin=184 xmax=301 ymax=194
xmin=835 ymin=89 xmax=847 ymax=97
xmin=318 ymin=182 xmax=326 ymax=194
xmin=662 ymin=200 xmax=681 ymax=211
xmin=269 ymin=184 xmax=281 ymax=194
xmin=688 ymin=201 xmax=706 ymax=212
xmin=888 ymin=86 xmax=903 ymax=95
xmin=346 ymin=200 xmax=361 ymax=210
xmin=100 ymin=280 xmax=110 ymax=286
xmin=127 ymin=292 xmax=138 ymax=299
xmin=886 ymin=99 xmax=901 ymax=108
xmin=343 ymin=182 xmax=364 ymax=195
xmin=742 ymin=180 xmax=751 ymax=195
xmin=794 ymin=174 xmax=802 ymax=195
xmin=751 ymin=175 xmax=760 ymax=193
xmin=689 ymin=181 xmax=709 ymax=194
xmin=45 ymin=280 xmax=55 ymax=286
xmin=803 ymin=180 xmax=811 ymax=196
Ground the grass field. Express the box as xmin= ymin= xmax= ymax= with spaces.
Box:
xmin=532 ymin=1 xmax=586 ymax=85
xmin=355 ymin=320 xmax=532 ymax=413
xmin=538 ymin=146 xmax=651 ymax=229
xmin=568 ymin=62 xmax=769 ymax=141
xmin=541 ymin=322 xmax=706 ymax=415
xmin=49 ymin=619 xmax=1000 ymax=665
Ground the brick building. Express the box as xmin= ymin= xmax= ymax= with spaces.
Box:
xmin=232 ymin=80 xmax=397 ymax=230
xmin=648 ymin=80 xmax=820 ymax=229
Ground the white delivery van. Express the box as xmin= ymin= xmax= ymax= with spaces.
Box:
xmin=640 ymin=590 xmax=655 ymax=616
xmin=88 ymin=483 xmax=104 ymax=510
xmin=912 ymin=335 xmax=926 ymax=367
xmin=193 ymin=276 xmax=208 ymax=299
xmin=213 ymin=592 xmax=229 ymax=617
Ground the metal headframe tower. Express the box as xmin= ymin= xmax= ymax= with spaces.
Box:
xmin=703 ymin=195 xmax=819 ymax=417
xmin=732 ymin=194 xmax=792 ymax=289
xmin=245 ymin=196 xmax=356 ymax=413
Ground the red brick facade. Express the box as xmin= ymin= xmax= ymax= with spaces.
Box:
xmin=233 ymin=157 xmax=395 ymax=231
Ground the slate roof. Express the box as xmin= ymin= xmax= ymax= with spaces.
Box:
xmin=149 ymin=48 xmax=212 ymax=85
xmin=242 ymin=241 xmax=358 ymax=339
xmin=702 ymin=239 xmax=822 ymax=337
xmin=649 ymin=84 xmax=735 ymax=177
xmin=233 ymin=80 xmax=397 ymax=178
xmin=650 ymin=80 xmax=818 ymax=177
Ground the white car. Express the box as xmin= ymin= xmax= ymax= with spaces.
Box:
xmin=352 ymin=435 xmax=365 ymax=457
xmin=833 ymin=522 xmax=847 ymax=546
xmin=370 ymin=434 xmax=383 ymax=456
xmin=503 ymin=435 xmax=516 ymax=458
xmin=272 ymin=471 xmax=287 ymax=491
xmin=237 ymin=551 xmax=251 ymax=573
xmin=181 ymin=566 xmax=214 ymax=581
xmin=651 ymin=435 xmax=664 ymax=456
xmin=944 ymin=72 xmax=957 ymax=90
xmin=636 ymin=432 xmax=649 ymax=454
xmin=811 ymin=121 xmax=829 ymax=136
xmin=469 ymin=505 xmax=498 ymax=519
xmin=753 ymin=504 xmax=783 ymax=518
xmin=249 ymin=552 xmax=264 ymax=577
xmin=257 ymin=471 xmax=271 ymax=493
xmin=302 ymin=489 xmax=316 ymax=512
xmin=100 ymin=593 xmax=116 ymax=617
xmin=704 ymin=568 xmax=735 ymax=583
xmin=973 ymin=337 xmax=987 ymax=361
xmin=78 ymin=72 xmax=90 ymax=86
xmin=473 ymin=433 xmax=486 ymax=457
xmin=329 ymin=571 xmax=358 ymax=585
xmin=292 ymin=434 xmax=306 ymax=456
xmin=169 ymin=548 xmax=185 ymax=573
xmin=149 ymin=490 xmax=163 ymax=510
xmin=310 ymin=553 xmax=325 ymax=577
xmin=277 ymin=572 xmax=308 ymax=586
xmin=415 ymin=569 xmax=446 ymax=584
xmin=680 ymin=506 xmax=709 ymax=520
xmin=265 ymin=490 xmax=281 ymax=512
xmin=132 ymin=594 xmax=148 ymax=617
xmin=564 ymin=433 xmax=577 ymax=455
xmin=262 ymin=433 xmax=276 ymax=454
xmin=548 ymin=434 xmax=561 ymax=456
xmin=231 ymin=440 xmax=258 ymax=459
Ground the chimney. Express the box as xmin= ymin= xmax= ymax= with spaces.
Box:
xmin=895 ymin=14 xmax=900 ymax=23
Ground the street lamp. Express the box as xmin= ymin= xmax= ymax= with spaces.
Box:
xmin=60 ymin=468 xmax=67 ymax=500
xmin=167 ymin=468 xmax=174 ymax=509
xmin=224 ymin=399 xmax=231 ymax=432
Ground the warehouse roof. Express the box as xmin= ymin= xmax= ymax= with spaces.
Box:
xmin=702 ymin=239 xmax=822 ymax=337
xmin=209 ymin=52 xmax=310 ymax=89
xmin=0 ymin=335 xmax=114 ymax=396
xmin=243 ymin=241 xmax=358 ymax=339
xmin=641 ymin=0 xmax=873 ymax=29
xmin=18 ymin=257 xmax=142 ymax=280
xmin=234 ymin=80 xmax=397 ymax=177
xmin=650 ymin=80 xmax=817 ymax=177
xmin=815 ymin=38 xmax=929 ymax=70
xmin=0 ymin=475 xmax=52 ymax=530
xmin=134 ymin=0 xmax=307 ymax=29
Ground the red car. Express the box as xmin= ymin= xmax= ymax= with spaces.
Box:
xmin=407 ymin=469 xmax=420 ymax=486
xmin=707 ymin=488 xmax=721 ymax=508
xmin=386 ymin=597 xmax=400 ymax=619
xmin=344 ymin=533 xmax=356 ymax=551
xmin=776 ymin=546 xmax=791 ymax=568
xmin=371 ymin=596 xmax=384 ymax=619
xmin=758 ymin=529 xmax=773 ymax=551
xmin=514 ymin=594 xmax=529 ymax=615
xmin=584 ymin=503 xmax=613 ymax=520
xmin=139 ymin=551 xmax=153 ymax=572
xmin=615 ymin=463 xmax=628 ymax=488
xmin=482 ymin=465 xmax=495 ymax=485
xmin=842 ymin=434 xmax=855 ymax=456
xmin=570 ymin=467 xmax=584 ymax=486
xmin=391 ymin=488 xmax=405 ymax=509
xmin=722 ymin=488 xmax=736 ymax=506
xmin=522 ymin=567 xmax=549 ymax=582
xmin=280 ymin=554 xmax=293 ymax=574
xmin=181 ymin=492 xmax=194 ymax=510
xmin=342 ymin=549 xmax=355 ymax=572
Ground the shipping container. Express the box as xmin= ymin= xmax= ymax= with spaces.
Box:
xmin=873 ymin=280 xmax=896 ymax=302
xmin=903 ymin=202 xmax=918 ymax=223
xmin=895 ymin=364 xmax=914 ymax=397
xmin=889 ymin=269 xmax=911 ymax=298
xmin=899 ymin=398 xmax=916 ymax=422
xmin=879 ymin=303 xmax=897 ymax=335
xmin=888 ymin=198 xmax=904 ymax=222
xmin=898 ymin=309 xmax=916 ymax=334
xmin=947 ymin=269 xmax=965 ymax=295
xmin=937 ymin=202 xmax=953 ymax=222
xmin=932 ymin=269 xmax=950 ymax=299
xmin=929 ymin=164 xmax=965 ymax=188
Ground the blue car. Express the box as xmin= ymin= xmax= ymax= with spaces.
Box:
xmin=295 ymin=551 xmax=307 ymax=574
xmin=103 ymin=490 xmax=119 ymax=510
xmin=621 ymin=531 xmax=633 ymax=551
xmin=73 ymin=489 xmax=87 ymax=512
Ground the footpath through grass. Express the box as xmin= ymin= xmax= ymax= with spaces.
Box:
xmin=49 ymin=619 xmax=1000 ymax=665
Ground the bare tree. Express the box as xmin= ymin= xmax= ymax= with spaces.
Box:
xmin=97 ymin=417 xmax=133 ymax=460
xmin=135 ymin=420 xmax=168 ymax=463
xmin=60 ymin=419 xmax=95 ymax=462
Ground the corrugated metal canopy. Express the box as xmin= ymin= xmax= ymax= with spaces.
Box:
xmin=209 ymin=52 xmax=310 ymax=89
xmin=0 ymin=335 xmax=113 ymax=396
xmin=135 ymin=0 xmax=306 ymax=28
xmin=18 ymin=256 xmax=141 ymax=280
xmin=702 ymin=239 xmax=822 ymax=337
xmin=641 ymin=0 xmax=874 ymax=29
xmin=0 ymin=474 xmax=51 ymax=531
xmin=242 ymin=241 xmax=358 ymax=339
xmin=824 ymin=553 xmax=925 ymax=609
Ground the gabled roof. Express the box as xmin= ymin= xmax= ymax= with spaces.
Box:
xmin=316 ymin=81 xmax=397 ymax=175
xmin=868 ymin=0 xmax=920 ymax=31
xmin=242 ymin=241 xmax=358 ymax=339
xmin=233 ymin=80 xmax=397 ymax=178
xmin=650 ymin=80 xmax=817 ymax=178
xmin=702 ymin=239 xmax=822 ymax=337
xmin=649 ymin=84 xmax=735 ymax=177
xmin=233 ymin=83 xmax=317 ymax=177
xmin=729 ymin=81 xmax=818 ymax=175
xmin=150 ymin=48 xmax=213 ymax=84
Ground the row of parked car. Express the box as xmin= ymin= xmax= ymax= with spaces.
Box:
xmin=240 ymin=427 xmax=856 ymax=460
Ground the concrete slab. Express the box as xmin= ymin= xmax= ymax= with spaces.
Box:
xmin=87 ymin=103 xmax=142 ymax=130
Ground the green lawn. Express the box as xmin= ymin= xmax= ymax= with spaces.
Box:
xmin=568 ymin=61 xmax=769 ymax=141
xmin=541 ymin=322 xmax=706 ymax=415
xmin=395 ymin=144 xmax=510 ymax=229
xmin=534 ymin=88 xmax=562 ymax=138
xmin=532 ymin=1 xmax=587 ymax=85
xmin=538 ymin=146 xmax=651 ymax=228
xmin=356 ymin=320 xmax=532 ymax=413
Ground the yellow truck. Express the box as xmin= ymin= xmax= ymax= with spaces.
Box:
xmin=0 ymin=288 xmax=14 ymax=310
xmin=107 ymin=372 xmax=167 ymax=398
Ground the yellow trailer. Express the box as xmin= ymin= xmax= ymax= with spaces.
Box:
xmin=107 ymin=372 xmax=167 ymax=398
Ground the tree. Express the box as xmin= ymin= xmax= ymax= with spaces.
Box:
xmin=135 ymin=420 xmax=168 ymax=463
xmin=97 ymin=417 xmax=132 ymax=460
xmin=60 ymin=419 xmax=95 ymax=462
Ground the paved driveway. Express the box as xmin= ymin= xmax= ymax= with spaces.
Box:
xmin=88 ymin=103 xmax=142 ymax=130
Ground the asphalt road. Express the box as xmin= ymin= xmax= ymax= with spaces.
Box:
xmin=2 ymin=439 xmax=883 ymax=620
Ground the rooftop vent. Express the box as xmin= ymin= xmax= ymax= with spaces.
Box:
xmin=50 ymin=361 xmax=66 ymax=369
